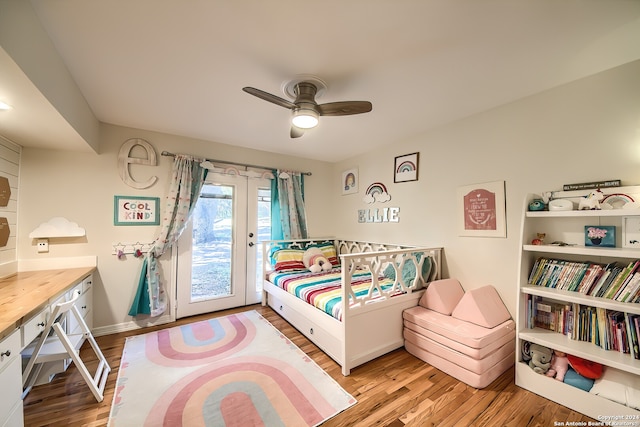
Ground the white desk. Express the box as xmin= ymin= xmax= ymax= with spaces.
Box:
xmin=0 ymin=267 xmax=95 ymax=427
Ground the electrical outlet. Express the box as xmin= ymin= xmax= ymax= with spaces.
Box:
xmin=37 ymin=239 xmax=49 ymax=253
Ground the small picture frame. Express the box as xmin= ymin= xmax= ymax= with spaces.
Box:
xmin=394 ymin=152 xmax=419 ymax=183
xmin=342 ymin=168 xmax=358 ymax=195
xmin=622 ymin=216 xmax=640 ymax=248
xmin=585 ymin=225 xmax=616 ymax=247
xmin=114 ymin=195 xmax=160 ymax=226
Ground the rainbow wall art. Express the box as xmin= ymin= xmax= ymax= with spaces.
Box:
xmin=359 ymin=182 xmax=399 ymax=223
xmin=394 ymin=152 xmax=419 ymax=183
xmin=362 ymin=182 xmax=391 ymax=204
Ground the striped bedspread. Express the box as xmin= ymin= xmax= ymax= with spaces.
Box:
xmin=267 ymin=268 xmax=396 ymax=320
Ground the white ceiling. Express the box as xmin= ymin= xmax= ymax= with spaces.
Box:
xmin=2 ymin=0 xmax=640 ymax=162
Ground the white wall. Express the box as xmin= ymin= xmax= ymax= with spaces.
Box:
xmin=17 ymin=123 xmax=334 ymax=332
xmin=332 ymin=59 xmax=640 ymax=316
xmin=16 ymin=59 xmax=640 ymax=330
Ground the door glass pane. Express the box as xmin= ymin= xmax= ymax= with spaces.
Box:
xmin=191 ymin=184 xmax=233 ymax=301
xmin=255 ymin=187 xmax=271 ymax=292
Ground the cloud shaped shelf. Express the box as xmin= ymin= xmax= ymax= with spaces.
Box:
xmin=29 ymin=217 xmax=86 ymax=238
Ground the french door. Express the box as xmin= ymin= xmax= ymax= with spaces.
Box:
xmin=175 ymin=172 xmax=271 ymax=318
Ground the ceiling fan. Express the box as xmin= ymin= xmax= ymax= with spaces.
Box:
xmin=242 ymin=76 xmax=372 ymax=138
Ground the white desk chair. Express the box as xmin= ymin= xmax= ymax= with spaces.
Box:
xmin=21 ymin=292 xmax=110 ymax=402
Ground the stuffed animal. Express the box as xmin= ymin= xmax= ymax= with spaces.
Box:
xmin=303 ymin=247 xmax=332 ymax=273
xmin=578 ymin=189 xmax=604 ymax=210
xmin=546 ymin=350 xmax=569 ymax=381
xmin=528 ymin=343 xmax=553 ymax=374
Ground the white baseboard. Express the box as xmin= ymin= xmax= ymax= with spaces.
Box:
xmin=92 ymin=313 xmax=173 ymax=337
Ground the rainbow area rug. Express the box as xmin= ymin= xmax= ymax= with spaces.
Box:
xmin=108 ymin=310 xmax=355 ymax=426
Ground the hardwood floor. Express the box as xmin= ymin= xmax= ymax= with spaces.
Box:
xmin=23 ymin=304 xmax=597 ymax=426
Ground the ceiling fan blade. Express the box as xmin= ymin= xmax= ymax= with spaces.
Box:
xmin=318 ymin=101 xmax=372 ymax=116
xmin=242 ymin=87 xmax=296 ymax=109
xmin=290 ymin=126 xmax=304 ymax=138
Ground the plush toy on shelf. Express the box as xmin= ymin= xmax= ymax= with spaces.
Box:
xmin=528 ymin=343 xmax=553 ymax=374
xmin=578 ymin=189 xmax=604 ymax=210
xmin=546 ymin=350 xmax=569 ymax=381
xmin=531 ymin=233 xmax=546 ymax=245
xmin=303 ymin=247 xmax=332 ymax=273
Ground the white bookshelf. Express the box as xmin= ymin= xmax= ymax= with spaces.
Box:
xmin=516 ymin=187 xmax=640 ymax=419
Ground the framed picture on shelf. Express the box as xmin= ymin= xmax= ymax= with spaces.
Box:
xmin=457 ymin=180 xmax=506 ymax=237
xmin=394 ymin=152 xmax=419 ymax=183
xmin=584 ymin=225 xmax=616 ymax=247
xmin=341 ymin=168 xmax=358 ymax=195
xmin=622 ymin=216 xmax=640 ymax=248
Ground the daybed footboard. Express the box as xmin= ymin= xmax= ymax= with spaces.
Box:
xmin=262 ymin=239 xmax=442 ymax=375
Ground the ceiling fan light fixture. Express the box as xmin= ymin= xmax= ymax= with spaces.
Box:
xmin=291 ymin=108 xmax=319 ymax=129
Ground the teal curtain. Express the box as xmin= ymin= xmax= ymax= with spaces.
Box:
xmin=129 ymin=155 xmax=207 ymax=317
xmin=273 ymin=170 xmax=307 ymax=240
xmin=270 ymin=171 xmax=283 ymax=240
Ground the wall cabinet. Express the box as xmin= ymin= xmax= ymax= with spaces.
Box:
xmin=516 ymin=187 xmax=640 ymax=419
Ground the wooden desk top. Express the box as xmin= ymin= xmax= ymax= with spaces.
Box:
xmin=0 ymin=267 xmax=96 ymax=341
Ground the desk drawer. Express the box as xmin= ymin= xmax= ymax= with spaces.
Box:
xmin=0 ymin=329 xmax=20 ymax=373
xmin=0 ymin=330 xmax=22 ymax=426
xmin=268 ymin=293 xmax=341 ymax=362
xmin=82 ymin=275 xmax=93 ymax=293
xmin=68 ymin=283 xmax=82 ymax=301
xmin=21 ymin=308 xmax=48 ymax=348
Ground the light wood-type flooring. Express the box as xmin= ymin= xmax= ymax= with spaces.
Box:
xmin=23 ymin=304 xmax=597 ymax=426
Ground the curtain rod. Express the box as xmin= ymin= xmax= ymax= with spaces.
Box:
xmin=161 ymin=151 xmax=311 ymax=176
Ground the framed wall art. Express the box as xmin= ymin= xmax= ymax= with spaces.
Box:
xmin=114 ymin=195 xmax=160 ymax=226
xmin=585 ymin=225 xmax=616 ymax=247
xmin=394 ymin=152 xmax=419 ymax=183
xmin=342 ymin=168 xmax=358 ymax=195
xmin=457 ymin=180 xmax=506 ymax=237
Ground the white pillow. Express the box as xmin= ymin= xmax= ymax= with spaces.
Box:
xmin=589 ymin=366 xmax=640 ymax=410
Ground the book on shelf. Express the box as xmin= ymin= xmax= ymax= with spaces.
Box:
xmin=532 ymin=298 xmax=572 ymax=335
xmin=630 ymin=314 xmax=640 ymax=359
xmin=528 ymin=296 xmax=639 ymax=357
xmin=528 ymin=257 xmax=640 ymax=302
xmin=573 ymin=304 xmax=599 ymax=345
xmin=609 ymin=311 xmax=630 ymax=354
xmin=577 ymin=263 xmax=604 ymax=295
xmin=605 ymin=260 xmax=640 ymax=300
xmin=624 ymin=312 xmax=640 ymax=359
xmin=588 ymin=263 xmax=616 ymax=298
xmin=615 ymin=270 xmax=640 ymax=302
xmin=596 ymin=307 xmax=608 ymax=350
xmin=595 ymin=263 xmax=625 ymax=298
xmin=562 ymin=179 xmax=621 ymax=191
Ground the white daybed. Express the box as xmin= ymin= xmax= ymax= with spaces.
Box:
xmin=261 ymin=238 xmax=442 ymax=375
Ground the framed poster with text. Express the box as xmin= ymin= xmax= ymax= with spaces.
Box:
xmin=457 ymin=180 xmax=506 ymax=237
xmin=114 ymin=195 xmax=160 ymax=226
